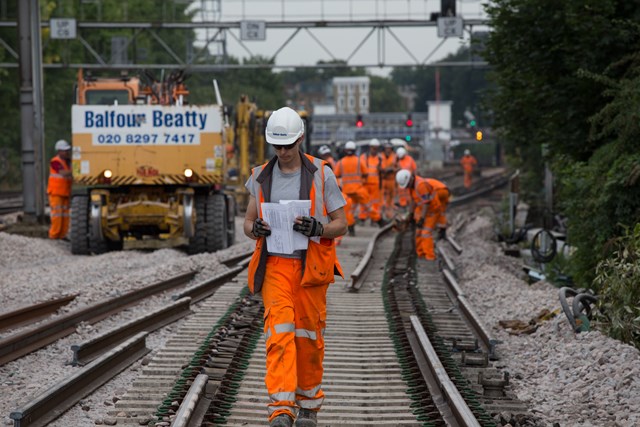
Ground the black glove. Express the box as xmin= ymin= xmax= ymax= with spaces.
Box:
xmin=438 ymin=227 xmax=447 ymax=239
xmin=252 ymin=218 xmax=271 ymax=237
xmin=293 ymin=216 xmax=324 ymax=237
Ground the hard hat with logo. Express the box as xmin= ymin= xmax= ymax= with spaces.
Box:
xmin=265 ymin=107 xmax=304 ymax=145
xmin=396 ymin=147 xmax=407 ymax=159
xmin=369 ymin=138 xmax=381 ymax=147
xmin=55 ymin=139 xmax=71 ymax=151
xmin=464 ymin=149 xmax=470 ymax=155
xmin=344 ymin=141 xmax=356 ymax=151
xmin=396 ymin=169 xmax=412 ymax=189
xmin=318 ymin=145 xmax=331 ymax=156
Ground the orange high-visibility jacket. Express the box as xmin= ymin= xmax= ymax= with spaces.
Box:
xmin=398 ymin=155 xmax=417 ymax=173
xmin=460 ymin=154 xmax=478 ymax=173
xmin=247 ymin=154 xmax=344 ymax=294
xmin=47 ymin=155 xmax=72 ymax=197
xmin=335 ymin=154 xmax=367 ymax=194
xmin=360 ymin=153 xmax=382 ymax=186
xmin=380 ymin=152 xmax=398 ymax=181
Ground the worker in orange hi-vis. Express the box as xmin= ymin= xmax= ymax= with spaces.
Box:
xmin=425 ymin=178 xmax=450 ymax=239
xmin=396 ymin=169 xmax=445 ymax=262
xmin=317 ymin=145 xmax=336 ymax=170
xmin=334 ymin=141 xmax=369 ymax=237
xmin=460 ymin=149 xmax=478 ymax=189
xmin=47 ymin=139 xmax=73 ymax=240
xmin=380 ymin=141 xmax=398 ymax=220
xmin=395 ymin=147 xmax=417 ymax=211
xmin=244 ymin=107 xmax=347 ymax=427
xmin=358 ymin=138 xmax=386 ymax=227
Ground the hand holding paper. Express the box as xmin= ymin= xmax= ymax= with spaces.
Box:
xmin=293 ymin=216 xmax=324 ymax=237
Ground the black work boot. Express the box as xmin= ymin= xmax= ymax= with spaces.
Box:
xmin=270 ymin=413 xmax=294 ymax=427
xmin=377 ymin=218 xmax=388 ymax=228
xmin=295 ymin=409 xmax=317 ymax=427
xmin=348 ymin=225 xmax=356 ymax=236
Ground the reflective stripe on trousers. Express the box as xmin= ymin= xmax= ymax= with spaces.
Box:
xmin=48 ymin=195 xmax=70 ymax=239
xmin=358 ymin=182 xmax=381 ymax=221
xmin=262 ymin=256 xmax=328 ymax=421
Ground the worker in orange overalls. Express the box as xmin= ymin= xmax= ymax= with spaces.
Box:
xmin=317 ymin=145 xmax=336 ymax=169
xmin=334 ymin=141 xmax=369 ymax=237
xmin=425 ymin=177 xmax=450 ymax=239
xmin=244 ymin=107 xmax=347 ymax=427
xmin=395 ymin=147 xmax=417 ymax=211
xmin=380 ymin=141 xmax=398 ymax=220
xmin=359 ymin=138 xmax=385 ymax=227
xmin=47 ymin=139 xmax=73 ymax=240
xmin=396 ymin=169 xmax=445 ymax=261
xmin=460 ymin=149 xmax=478 ymax=189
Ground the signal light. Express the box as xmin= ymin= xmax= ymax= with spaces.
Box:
xmin=355 ymin=114 xmax=364 ymax=128
xmin=469 ymin=119 xmax=477 ymax=127
xmin=405 ymin=114 xmax=413 ymax=127
xmin=405 ymin=135 xmax=412 ymax=142
xmin=476 ymin=131 xmax=483 ymax=141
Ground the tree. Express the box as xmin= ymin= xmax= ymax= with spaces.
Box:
xmin=368 ymin=75 xmax=403 ymax=112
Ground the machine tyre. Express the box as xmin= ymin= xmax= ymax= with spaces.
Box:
xmin=205 ymin=193 xmax=228 ymax=252
xmin=187 ymin=195 xmax=207 ymax=254
xmin=70 ymin=195 xmax=90 ymax=255
xmin=226 ymin=194 xmax=236 ymax=247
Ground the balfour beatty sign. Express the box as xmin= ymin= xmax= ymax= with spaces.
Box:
xmin=72 ymin=105 xmax=222 ymax=146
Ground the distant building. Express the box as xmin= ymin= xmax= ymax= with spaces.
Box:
xmin=332 ymin=76 xmax=370 ymax=114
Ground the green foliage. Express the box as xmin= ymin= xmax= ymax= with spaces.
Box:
xmin=593 ymin=224 xmax=640 ymax=349
xmin=369 ymin=75 xmax=403 ymax=112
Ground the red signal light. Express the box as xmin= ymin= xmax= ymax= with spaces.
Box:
xmin=405 ymin=113 xmax=413 ymax=127
xmin=355 ymin=114 xmax=364 ymax=128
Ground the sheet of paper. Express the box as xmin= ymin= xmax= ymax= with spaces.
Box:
xmin=280 ymin=200 xmax=312 ymax=250
xmin=261 ymin=203 xmax=294 ymax=254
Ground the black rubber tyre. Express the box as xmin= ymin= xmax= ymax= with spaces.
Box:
xmin=187 ymin=195 xmax=207 ymax=254
xmin=225 ymin=194 xmax=236 ymax=247
xmin=70 ymin=195 xmax=90 ymax=255
xmin=205 ymin=193 xmax=228 ymax=252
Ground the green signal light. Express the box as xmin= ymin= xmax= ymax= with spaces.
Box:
xmin=405 ymin=135 xmax=412 ymax=142
xmin=469 ymin=120 xmax=477 ymax=127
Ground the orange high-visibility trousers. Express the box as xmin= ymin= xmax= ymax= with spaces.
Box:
xmin=261 ymin=256 xmax=329 ymax=422
xmin=346 ymin=187 xmax=369 ymax=223
xmin=382 ymin=179 xmax=396 ymax=219
xmin=415 ymin=211 xmax=439 ymax=260
xmin=463 ymin=172 xmax=473 ymax=189
xmin=48 ymin=195 xmax=70 ymax=239
xmin=359 ymin=182 xmax=381 ymax=222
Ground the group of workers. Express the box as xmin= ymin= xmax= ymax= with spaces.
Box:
xmin=243 ymin=106 xmax=480 ymax=427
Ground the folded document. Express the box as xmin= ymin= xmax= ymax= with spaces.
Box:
xmin=261 ymin=200 xmax=311 ymax=254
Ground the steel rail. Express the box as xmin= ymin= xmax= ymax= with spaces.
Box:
xmin=442 ymin=269 xmax=500 ymax=360
xmin=409 ymin=315 xmax=481 ymax=427
xmin=171 ymin=374 xmax=210 ymax=427
xmin=219 ymin=249 xmax=254 ymax=267
xmin=69 ymin=297 xmax=192 ymax=366
xmin=10 ymin=332 xmax=150 ymax=427
xmin=449 ymin=171 xmax=511 ymax=207
xmin=349 ymin=222 xmax=394 ymax=290
xmin=0 ymin=270 xmax=195 ymax=366
xmin=0 ymin=294 xmax=77 ymax=332
xmin=171 ymin=266 xmax=245 ymax=304
xmin=445 ymin=235 xmax=463 ymax=254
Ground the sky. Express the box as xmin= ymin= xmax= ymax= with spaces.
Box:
xmin=191 ymin=0 xmax=489 ymax=76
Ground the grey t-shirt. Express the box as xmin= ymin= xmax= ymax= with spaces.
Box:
xmin=245 ymin=160 xmax=346 ymax=258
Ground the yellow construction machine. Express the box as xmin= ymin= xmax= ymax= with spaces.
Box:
xmin=70 ymin=70 xmax=235 ymax=254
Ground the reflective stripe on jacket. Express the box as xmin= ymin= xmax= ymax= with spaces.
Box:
xmin=247 ymin=153 xmax=344 ymax=294
xmin=360 ymin=153 xmax=381 ymax=186
xmin=47 ymin=155 xmax=72 ymax=196
xmin=335 ymin=154 xmax=365 ymax=194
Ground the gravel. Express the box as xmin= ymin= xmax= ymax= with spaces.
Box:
xmin=1 ymin=206 xmax=639 ymax=427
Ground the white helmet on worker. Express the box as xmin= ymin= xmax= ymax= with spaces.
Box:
xmin=396 ymin=169 xmax=412 ymax=189
xmin=369 ymin=138 xmax=381 ymax=147
xmin=265 ymin=107 xmax=304 ymax=145
xmin=344 ymin=141 xmax=356 ymax=151
xmin=55 ymin=139 xmax=71 ymax=151
xmin=464 ymin=149 xmax=470 ymax=155
xmin=396 ymin=147 xmax=407 ymax=159
xmin=318 ymin=145 xmax=331 ymax=156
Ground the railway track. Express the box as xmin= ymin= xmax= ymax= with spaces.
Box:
xmin=7 ymin=168 xmax=531 ymax=426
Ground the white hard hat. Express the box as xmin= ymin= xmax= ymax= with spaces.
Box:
xmin=396 ymin=169 xmax=412 ymax=189
xmin=396 ymin=147 xmax=407 ymax=159
xmin=345 ymin=141 xmax=356 ymax=151
xmin=265 ymin=107 xmax=304 ymax=145
xmin=369 ymin=138 xmax=381 ymax=147
xmin=55 ymin=139 xmax=71 ymax=151
xmin=318 ymin=145 xmax=331 ymax=156
xmin=464 ymin=149 xmax=470 ymax=155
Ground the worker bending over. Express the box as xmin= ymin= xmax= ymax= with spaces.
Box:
xmin=395 ymin=147 xmax=417 ymax=210
xmin=244 ymin=107 xmax=347 ymax=427
xmin=396 ymin=169 xmax=448 ymax=262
